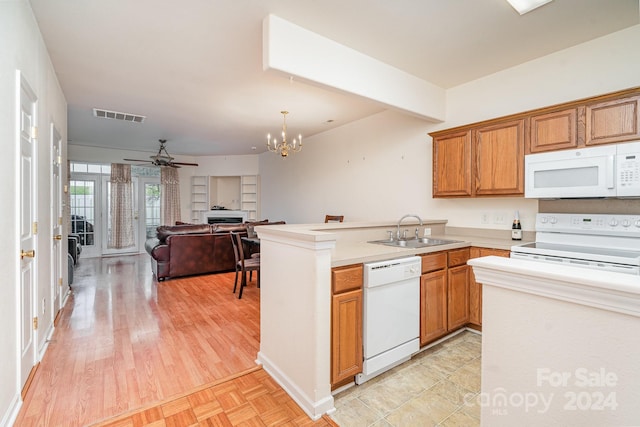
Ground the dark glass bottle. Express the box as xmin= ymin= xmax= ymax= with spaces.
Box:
xmin=512 ymin=210 xmax=522 ymax=240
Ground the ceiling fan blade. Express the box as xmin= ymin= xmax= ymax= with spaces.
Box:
xmin=123 ymin=158 xmax=152 ymax=162
xmin=171 ymin=162 xmax=199 ymax=166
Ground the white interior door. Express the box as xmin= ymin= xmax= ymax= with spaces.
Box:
xmin=51 ymin=125 xmax=64 ymax=313
xmin=18 ymin=72 xmax=38 ymax=388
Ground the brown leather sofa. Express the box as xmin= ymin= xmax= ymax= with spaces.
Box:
xmin=145 ymin=221 xmax=283 ymax=281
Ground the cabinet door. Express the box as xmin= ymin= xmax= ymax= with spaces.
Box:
xmin=447 ymin=265 xmax=469 ymax=331
xmin=586 ymin=95 xmax=640 ymax=146
xmin=433 ymin=130 xmax=472 ymax=197
xmin=529 ymin=108 xmax=579 ymax=153
xmin=473 ymin=119 xmax=525 ymax=196
xmin=469 ymin=248 xmax=510 ymax=327
xmin=331 ymin=289 xmax=363 ymax=387
xmin=420 ymin=270 xmax=447 ymax=346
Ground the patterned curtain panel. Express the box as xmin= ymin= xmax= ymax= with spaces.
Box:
xmin=161 ymin=166 xmax=181 ymax=225
xmin=109 ymin=163 xmax=135 ymax=249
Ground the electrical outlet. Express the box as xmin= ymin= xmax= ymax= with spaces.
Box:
xmin=480 ymin=212 xmax=490 ymax=224
xmin=493 ymin=212 xmax=506 ymax=225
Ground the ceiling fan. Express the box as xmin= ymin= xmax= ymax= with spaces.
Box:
xmin=124 ymin=139 xmax=199 ymax=168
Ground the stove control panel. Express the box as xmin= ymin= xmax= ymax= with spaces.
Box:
xmin=536 ymin=213 xmax=640 ymax=237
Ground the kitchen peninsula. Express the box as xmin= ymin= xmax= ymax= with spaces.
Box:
xmin=254 ymin=219 xmax=516 ymax=420
xmin=469 ymin=256 xmax=640 ymax=426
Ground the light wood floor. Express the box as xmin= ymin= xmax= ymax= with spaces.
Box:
xmin=15 ymin=254 xmax=330 ymax=426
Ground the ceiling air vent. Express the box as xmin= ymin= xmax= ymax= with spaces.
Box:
xmin=93 ymin=108 xmax=146 ymax=123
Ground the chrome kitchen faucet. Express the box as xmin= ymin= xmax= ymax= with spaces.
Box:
xmin=396 ymin=214 xmax=423 ymax=240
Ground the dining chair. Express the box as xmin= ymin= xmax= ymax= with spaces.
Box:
xmin=325 ymin=215 xmax=344 ymax=223
xmin=230 ymin=232 xmax=260 ymax=299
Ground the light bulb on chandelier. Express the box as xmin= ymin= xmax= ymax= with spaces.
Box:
xmin=266 ymin=111 xmax=302 ymax=158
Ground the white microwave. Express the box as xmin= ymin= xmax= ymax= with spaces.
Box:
xmin=525 ymin=141 xmax=640 ymax=198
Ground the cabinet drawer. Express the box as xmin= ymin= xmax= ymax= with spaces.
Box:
xmin=332 ymin=264 xmax=363 ymax=294
xmin=478 ymin=248 xmax=510 ymax=258
xmin=421 ymin=252 xmax=447 ymax=274
xmin=448 ymin=248 xmax=470 ymax=267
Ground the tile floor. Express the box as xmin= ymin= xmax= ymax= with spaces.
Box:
xmin=330 ymin=330 xmax=481 ymax=427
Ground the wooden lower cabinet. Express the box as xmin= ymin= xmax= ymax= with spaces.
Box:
xmin=330 ymin=264 xmax=363 ymax=389
xmin=331 ymin=289 xmax=362 ymax=388
xmin=447 ymin=265 xmax=470 ymax=330
xmin=469 ymin=247 xmax=510 ymax=328
xmin=420 ymin=248 xmax=471 ymax=346
xmin=420 ymin=270 xmax=447 ymax=346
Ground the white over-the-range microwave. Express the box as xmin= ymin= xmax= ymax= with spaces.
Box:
xmin=525 ymin=141 xmax=640 ymax=198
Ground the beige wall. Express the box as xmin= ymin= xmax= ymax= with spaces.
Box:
xmin=260 ymin=24 xmax=640 ymax=231
xmin=0 ymin=0 xmax=68 ymax=424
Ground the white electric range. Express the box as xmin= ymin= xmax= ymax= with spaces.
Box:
xmin=511 ymin=213 xmax=640 ymax=275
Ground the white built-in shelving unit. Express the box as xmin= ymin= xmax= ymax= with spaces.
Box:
xmin=190 ymin=175 xmax=259 ymax=223
xmin=241 ymin=175 xmax=259 ymax=221
xmin=190 ymin=176 xmax=209 ymax=223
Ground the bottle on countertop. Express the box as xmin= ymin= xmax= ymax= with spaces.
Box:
xmin=512 ymin=210 xmax=522 ymax=241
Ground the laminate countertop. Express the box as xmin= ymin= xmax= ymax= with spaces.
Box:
xmin=330 ymin=232 xmax=529 ymax=267
xmin=254 ymin=220 xmax=531 ymax=268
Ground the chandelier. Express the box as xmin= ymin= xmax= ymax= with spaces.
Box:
xmin=266 ymin=111 xmax=302 ymax=158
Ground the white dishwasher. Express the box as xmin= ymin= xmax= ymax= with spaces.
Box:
xmin=356 ymin=256 xmax=421 ymax=385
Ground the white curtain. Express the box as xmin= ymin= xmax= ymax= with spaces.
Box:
xmin=108 ymin=163 xmax=134 ymax=249
xmin=161 ymin=166 xmax=181 ymax=225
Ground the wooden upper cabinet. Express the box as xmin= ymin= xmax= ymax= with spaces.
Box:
xmin=433 ymin=130 xmax=472 ymax=197
xmin=585 ymin=95 xmax=640 ymax=146
xmin=529 ymin=107 xmax=580 ymax=153
xmin=473 ymin=119 xmax=525 ymax=196
xmin=430 ymin=88 xmax=640 ymax=198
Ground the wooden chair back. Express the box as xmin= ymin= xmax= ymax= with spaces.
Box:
xmin=324 ymin=215 xmax=344 ymax=223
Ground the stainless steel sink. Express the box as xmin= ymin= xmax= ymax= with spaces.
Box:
xmin=368 ymin=237 xmax=462 ymax=248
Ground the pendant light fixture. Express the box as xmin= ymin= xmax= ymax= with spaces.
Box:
xmin=266 ymin=111 xmax=302 ymax=158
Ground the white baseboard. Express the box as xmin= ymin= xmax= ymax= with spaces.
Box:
xmin=1 ymin=392 xmax=22 ymax=427
xmin=256 ymin=351 xmax=334 ymax=420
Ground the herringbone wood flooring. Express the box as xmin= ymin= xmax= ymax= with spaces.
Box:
xmin=16 ymin=255 xmax=330 ymax=426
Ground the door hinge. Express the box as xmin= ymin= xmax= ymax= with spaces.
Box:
xmin=58 ymin=277 xmax=63 ymax=286
xmin=59 ymin=216 xmax=63 ymax=225
xmin=31 ymin=126 xmax=38 ymax=139
xmin=32 ymin=222 xmax=37 ymax=235
xmin=33 ymin=316 xmax=38 ymax=330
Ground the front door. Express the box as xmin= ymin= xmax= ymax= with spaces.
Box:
xmin=70 ymin=176 xmax=99 ymax=258
xmin=18 ymin=72 xmax=38 ymax=388
xmin=141 ymin=178 xmax=161 ymax=242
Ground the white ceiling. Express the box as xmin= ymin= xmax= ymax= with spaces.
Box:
xmin=28 ymin=0 xmax=639 ymax=157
